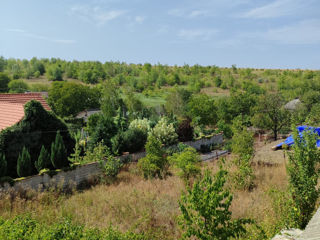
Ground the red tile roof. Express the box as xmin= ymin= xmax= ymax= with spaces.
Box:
xmin=0 ymin=103 xmax=24 ymax=131
xmin=0 ymin=93 xmax=51 ymax=111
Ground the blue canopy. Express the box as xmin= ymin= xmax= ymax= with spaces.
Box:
xmin=276 ymin=126 xmax=320 ymax=149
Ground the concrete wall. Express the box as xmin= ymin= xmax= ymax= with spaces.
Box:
xmin=2 ymin=134 xmax=223 ymax=192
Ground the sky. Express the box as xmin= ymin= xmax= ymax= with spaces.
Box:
xmin=0 ymin=0 xmax=320 ymax=69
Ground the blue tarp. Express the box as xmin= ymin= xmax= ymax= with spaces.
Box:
xmin=276 ymin=126 xmax=320 ymax=149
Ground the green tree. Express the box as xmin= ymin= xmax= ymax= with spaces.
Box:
xmin=138 ymin=135 xmax=168 ymax=179
xmin=46 ymin=64 xmax=63 ymax=81
xmin=17 ymin=147 xmax=32 ymax=177
xmin=187 ymin=94 xmax=217 ymax=126
xmin=169 ymin=147 xmax=200 ymax=184
xmin=165 ymin=87 xmax=191 ymax=117
xmin=100 ymin=80 xmax=121 ymax=118
xmin=48 ymin=82 xmax=100 ymax=117
xmin=287 ymin=129 xmax=320 ymax=229
xmin=179 ymin=169 xmax=250 ymax=240
xmin=0 ymin=73 xmax=10 ymax=93
xmin=35 ymin=145 xmax=51 ymax=172
xmin=8 ymin=80 xmax=29 ymax=93
xmin=230 ymin=118 xmax=255 ymax=190
xmin=231 ymin=118 xmax=254 ymax=157
xmin=252 ymin=93 xmax=290 ymax=140
xmin=51 ymin=131 xmax=68 ymax=169
xmin=0 ymin=153 xmax=7 ymax=177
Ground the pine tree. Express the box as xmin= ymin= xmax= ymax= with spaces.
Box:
xmin=51 ymin=131 xmax=68 ymax=169
xmin=0 ymin=152 xmax=7 ymax=177
xmin=17 ymin=147 xmax=32 ymax=177
xmin=35 ymin=145 xmax=50 ymax=172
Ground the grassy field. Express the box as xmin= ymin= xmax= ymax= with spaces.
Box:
xmin=0 ymin=140 xmax=290 ymax=239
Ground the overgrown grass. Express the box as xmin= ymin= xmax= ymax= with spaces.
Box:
xmin=0 ymin=152 xmax=290 ymax=239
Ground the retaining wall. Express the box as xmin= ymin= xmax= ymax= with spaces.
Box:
xmin=1 ymin=134 xmax=223 ymax=192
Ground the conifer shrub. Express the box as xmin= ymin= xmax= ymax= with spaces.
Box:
xmin=51 ymin=131 xmax=68 ymax=169
xmin=17 ymin=147 xmax=32 ymax=177
xmin=35 ymin=145 xmax=51 ymax=172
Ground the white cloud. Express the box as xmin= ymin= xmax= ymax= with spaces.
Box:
xmin=178 ymin=29 xmax=218 ymax=41
xmin=168 ymin=8 xmax=210 ymax=18
xmin=70 ymin=5 xmax=126 ymax=25
xmin=134 ymin=16 xmax=145 ymax=24
xmin=262 ymin=19 xmax=320 ymax=44
xmin=5 ymin=29 xmax=75 ymax=44
xmin=241 ymin=0 xmax=304 ymax=18
xmin=6 ymin=28 xmax=26 ymax=33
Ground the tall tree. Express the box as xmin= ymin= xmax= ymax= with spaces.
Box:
xmin=252 ymin=93 xmax=290 ymax=140
xmin=0 ymin=73 xmax=10 ymax=93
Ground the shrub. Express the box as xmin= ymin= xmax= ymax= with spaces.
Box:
xmin=85 ymin=142 xmax=122 ymax=179
xmin=231 ymin=154 xmax=255 ymax=191
xmin=286 ymin=129 xmax=320 ymax=229
xmin=149 ymin=117 xmax=178 ymax=146
xmin=179 ymin=169 xmax=251 ymax=239
xmin=129 ymin=118 xmax=151 ymax=135
xmin=112 ymin=128 xmax=147 ymax=155
xmin=231 ymin=118 xmax=254 ymax=157
xmin=51 ymin=131 xmax=68 ymax=169
xmin=169 ymin=147 xmax=200 ymax=184
xmin=0 ymin=153 xmax=7 ymax=177
xmin=138 ymin=135 xmax=168 ymax=179
xmin=87 ymin=114 xmax=118 ymax=149
xmin=0 ymin=215 xmax=147 ymax=240
xmin=17 ymin=147 xmax=32 ymax=177
xmin=35 ymin=145 xmax=51 ymax=172
xmin=176 ymin=118 xmax=194 ymax=142
xmin=8 ymin=80 xmax=29 ymax=93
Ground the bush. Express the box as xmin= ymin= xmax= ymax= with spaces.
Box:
xmin=85 ymin=142 xmax=122 ymax=179
xmin=231 ymin=154 xmax=255 ymax=191
xmin=168 ymin=147 xmax=200 ymax=184
xmin=138 ymin=135 xmax=168 ymax=179
xmin=17 ymin=147 xmax=32 ymax=177
xmin=0 ymin=153 xmax=7 ymax=177
xmin=149 ymin=117 xmax=178 ymax=146
xmin=129 ymin=118 xmax=151 ymax=135
xmin=286 ymin=129 xmax=320 ymax=229
xmin=87 ymin=114 xmax=117 ymax=149
xmin=51 ymin=131 xmax=68 ymax=169
xmin=8 ymin=80 xmax=29 ymax=93
xmin=112 ymin=128 xmax=147 ymax=155
xmin=35 ymin=145 xmax=51 ymax=172
xmin=0 ymin=215 xmax=147 ymax=240
xmin=176 ymin=118 xmax=194 ymax=142
xmin=179 ymin=169 xmax=251 ymax=239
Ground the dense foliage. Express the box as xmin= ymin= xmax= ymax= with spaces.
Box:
xmin=0 ymin=100 xmax=74 ymax=177
xmin=0 ymin=216 xmax=147 ymax=240
xmin=179 ymin=169 xmax=251 ymax=239
xmin=287 ymin=129 xmax=320 ymax=229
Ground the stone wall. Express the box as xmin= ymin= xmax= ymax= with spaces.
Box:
xmin=2 ymin=134 xmax=223 ymax=192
